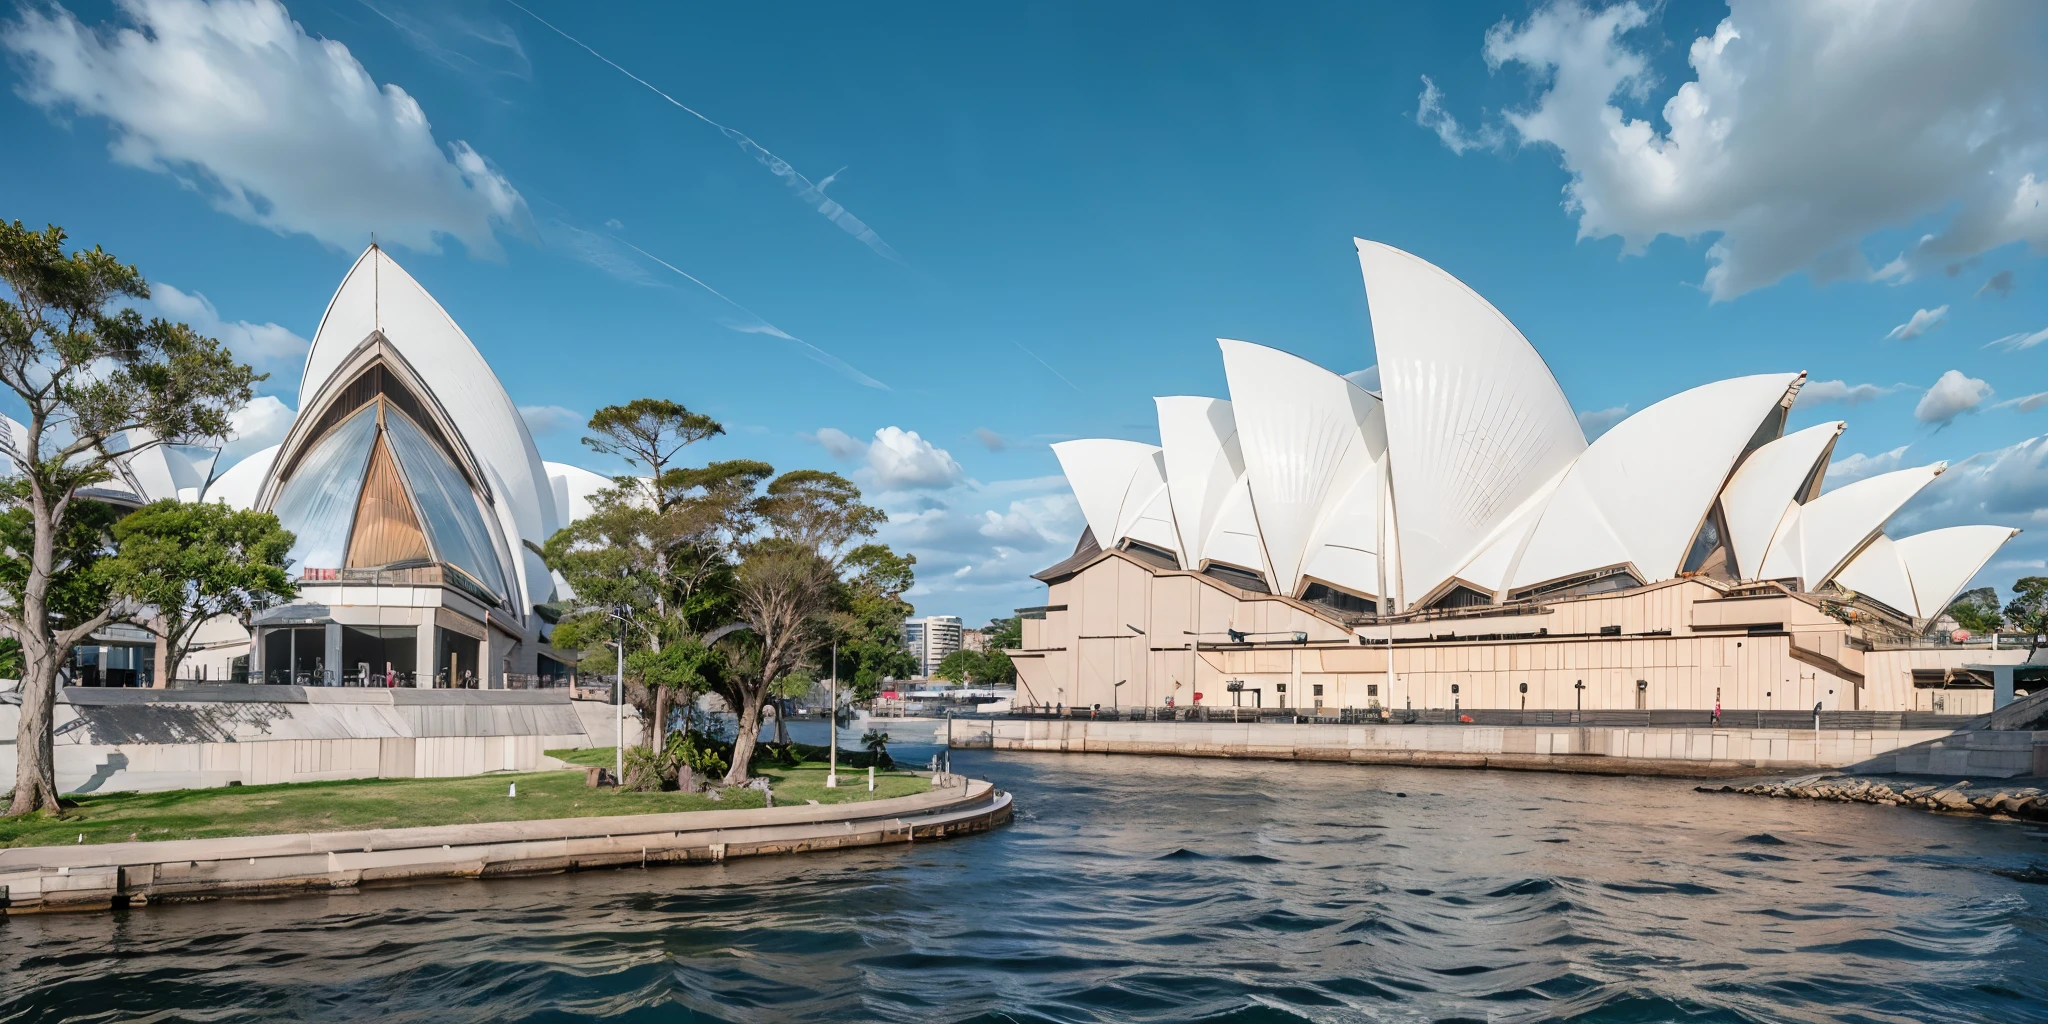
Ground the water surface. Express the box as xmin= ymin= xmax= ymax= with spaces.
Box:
xmin=4 ymin=744 xmax=2045 ymax=1023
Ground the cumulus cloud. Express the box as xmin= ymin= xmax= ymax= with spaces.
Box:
xmin=220 ymin=394 xmax=295 ymax=463
xmin=1915 ymin=370 xmax=1993 ymax=426
xmin=1885 ymin=306 xmax=1948 ymax=341
xmin=1977 ymin=270 xmax=2015 ymax=300
xmin=4 ymin=0 xmax=528 ymax=257
xmin=873 ymin=475 xmax=1082 ymax=623
xmin=1987 ymin=326 xmax=2048 ymax=352
xmin=1891 ymin=434 xmax=2048 ymax=534
xmin=1796 ymin=380 xmax=1898 ymax=408
xmin=1826 ymin=445 xmax=1909 ymax=489
xmin=518 ymin=405 xmax=582 ymax=435
xmin=1343 ymin=365 xmax=1381 ymax=393
xmin=973 ymin=428 xmax=1010 ymax=452
xmin=146 ymin=282 xmax=308 ymax=384
xmin=868 ymin=427 xmax=964 ymax=489
xmin=810 ymin=426 xmax=965 ymax=489
xmin=1428 ymin=1 xmax=2048 ymax=300
xmin=1576 ymin=405 xmax=1629 ymax=439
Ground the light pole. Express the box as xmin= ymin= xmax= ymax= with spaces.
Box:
xmin=614 ymin=604 xmax=626 ymax=785
xmin=828 ymin=637 xmax=839 ymax=787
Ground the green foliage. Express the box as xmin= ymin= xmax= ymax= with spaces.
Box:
xmin=2005 ymin=578 xmax=2048 ymax=635
xmin=622 ymin=728 xmax=733 ymax=791
xmin=935 ymin=648 xmax=982 ymax=683
xmin=859 ymin=729 xmax=894 ymax=770
xmin=103 ymin=499 xmax=296 ymax=678
xmin=0 ymin=638 xmax=21 ymax=679
xmin=1947 ymin=586 xmax=2003 ymax=634
xmin=581 ymin=398 xmax=723 ymax=510
xmin=0 ymin=479 xmax=121 ymax=632
xmin=833 ymin=543 xmax=919 ymax=699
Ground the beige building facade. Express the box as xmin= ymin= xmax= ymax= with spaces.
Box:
xmin=1012 ymin=548 xmax=2024 ymax=717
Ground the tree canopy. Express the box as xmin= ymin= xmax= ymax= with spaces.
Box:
xmin=1947 ymin=586 xmax=2003 ymax=635
xmin=103 ymin=499 xmax=297 ymax=682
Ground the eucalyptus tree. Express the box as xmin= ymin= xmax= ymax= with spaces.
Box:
xmin=0 ymin=222 xmax=257 ymax=815
xmin=103 ymin=499 xmax=296 ymax=685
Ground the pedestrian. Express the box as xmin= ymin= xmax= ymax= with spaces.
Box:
xmin=1712 ymin=688 xmax=1722 ymax=726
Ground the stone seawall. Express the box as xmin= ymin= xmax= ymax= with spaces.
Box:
xmin=972 ymin=718 xmax=2039 ymax=778
xmin=0 ymin=776 xmax=1010 ymax=914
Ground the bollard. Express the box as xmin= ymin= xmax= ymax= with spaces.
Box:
xmin=508 ymin=782 xmax=516 ymax=798
xmin=868 ymin=765 xmax=875 ymax=792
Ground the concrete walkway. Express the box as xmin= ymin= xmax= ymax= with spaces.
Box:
xmin=0 ymin=776 xmax=1010 ymax=914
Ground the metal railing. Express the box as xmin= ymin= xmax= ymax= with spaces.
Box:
xmin=990 ymin=705 xmax=1984 ymax=730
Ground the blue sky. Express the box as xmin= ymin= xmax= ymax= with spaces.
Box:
xmin=4 ymin=0 xmax=2047 ymax=626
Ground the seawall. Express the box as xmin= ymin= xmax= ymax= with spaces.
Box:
xmin=960 ymin=718 xmax=2048 ymax=778
xmin=0 ymin=776 xmax=1009 ymax=913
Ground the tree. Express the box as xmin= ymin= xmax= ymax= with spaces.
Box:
xmin=581 ymin=398 xmax=723 ymax=511
xmin=718 ymin=469 xmax=887 ymax=783
xmin=1947 ymin=586 xmax=2003 ymax=635
xmin=979 ymin=616 xmax=1022 ymax=687
xmin=102 ymin=500 xmax=296 ymax=681
xmin=1 ymin=223 xmax=257 ymax=815
xmin=935 ymin=648 xmax=983 ymax=683
xmin=833 ymin=544 xmax=919 ymax=699
xmin=2005 ymin=578 xmax=2048 ymax=636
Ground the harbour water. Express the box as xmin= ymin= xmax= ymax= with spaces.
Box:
xmin=3 ymin=737 xmax=2045 ymax=1022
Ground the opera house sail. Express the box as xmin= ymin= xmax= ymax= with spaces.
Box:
xmin=1017 ymin=240 xmax=2024 ymax=717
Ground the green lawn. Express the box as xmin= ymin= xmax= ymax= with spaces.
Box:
xmin=0 ymin=757 xmax=930 ymax=849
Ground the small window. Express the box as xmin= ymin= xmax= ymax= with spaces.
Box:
xmin=1276 ymin=682 xmax=1288 ymax=693
xmin=1312 ymin=684 xmax=1324 ymax=696
xmin=1367 ymin=683 xmax=1379 ymax=697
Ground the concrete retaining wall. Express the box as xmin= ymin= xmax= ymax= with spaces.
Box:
xmin=0 ymin=776 xmax=1010 ymax=913
xmin=977 ymin=718 xmax=2046 ymax=777
xmin=1 ymin=687 xmax=641 ymax=795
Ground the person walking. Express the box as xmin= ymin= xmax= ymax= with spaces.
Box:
xmin=1712 ymin=688 xmax=1722 ymax=726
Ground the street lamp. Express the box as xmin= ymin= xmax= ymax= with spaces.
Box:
xmin=610 ymin=602 xmax=629 ymax=785
xmin=828 ymin=637 xmax=839 ymax=788
xmin=1113 ymin=679 xmax=1126 ymax=709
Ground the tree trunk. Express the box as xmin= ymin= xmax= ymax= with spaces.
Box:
xmin=774 ymin=700 xmax=790 ymax=745
xmin=9 ymin=647 xmax=63 ymax=815
xmin=652 ymin=685 xmax=671 ymax=751
xmin=725 ymin=689 xmax=763 ymax=784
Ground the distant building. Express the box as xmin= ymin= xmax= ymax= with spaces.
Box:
xmin=903 ymin=615 xmax=964 ymax=677
xmin=960 ymin=630 xmax=990 ymax=654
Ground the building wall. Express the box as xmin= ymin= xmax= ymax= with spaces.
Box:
xmin=1012 ymin=552 xmax=2023 ymax=713
xmin=905 ymin=615 xmax=965 ymax=677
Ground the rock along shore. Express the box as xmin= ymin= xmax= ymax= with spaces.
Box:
xmin=0 ymin=774 xmax=1011 ymax=914
xmin=1700 ymin=775 xmax=2047 ymax=822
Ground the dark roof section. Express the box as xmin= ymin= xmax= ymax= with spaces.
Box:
xmin=1032 ymin=527 xmax=1103 ymax=583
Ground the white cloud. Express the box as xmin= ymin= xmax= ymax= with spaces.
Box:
xmin=145 ymin=282 xmax=308 ymax=384
xmin=811 ymin=427 xmax=866 ymax=459
xmin=1433 ymin=1 xmax=2048 ymax=299
xmin=220 ymin=394 xmax=294 ymax=463
xmin=1891 ymin=434 xmax=2048 ymax=533
xmin=518 ymin=404 xmax=582 ymax=435
xmin=1915 ymin=370 xmax=1993 ymax=426
xmin=4 ymin=0 xmax=527 ymax=257
xmin=1414 ymin=75 xmax=1499 ymax=155
xmin=1796 ymin=380 xmax=1898 ymax=408
xmin=1885 ymin=306 xmax=1948 ymax=341
xmin=867 ymin=427 xmax=963 ymax=489
xmin=1977 ymin=270 xmax=2015 ymax=300
xmin=1826 ymin=445 xmax=1909 ymax=489
xmin=1987 ymin=326 xmax=2048 ymax=352
xmin=1576 ymin=404 xmax=1629 ymax=439
xmin=873 ymin=475 xmax=1081 ymax=623
xmin=1343 ymin=365 xmax=1381 ymax=393
xmin=2001 ymin=392 xmax=2048 ymax=414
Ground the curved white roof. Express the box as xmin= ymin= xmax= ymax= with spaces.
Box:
xmin=1896 ymin=525 xmax=2019 ymax=621
xmin=1833 ymin=534 xmax=1917 ymax=616
xmin=545 ymin=461 xmax=616 ymax=526
xmin=1113 ymin=451 xmax=1181 ymax=557
xmin=1219 ymin=339 xmax=1384 ymax=596
xmin=1510 ymin=373 xmax=1802 ymax=590
xmin=297 ymin=247 xmax=560 ymax=606
xmin=1203 ymin=477 xmax=1270 ymax=576
xmin=1051 ymin=439 xmax=1166 ymax=557
xmin=1759 ymin=463 xmax=1947 ymax=588
xmin=1721 ymin=420 xmax=1843 ymax=580
xmin=1155 ymin=397 xmax=1243 ymax=568
xmin=1356 ymin=240 xmax=1585 ymax=608
xmin=203 ymin=445 xmax=279 ymax=510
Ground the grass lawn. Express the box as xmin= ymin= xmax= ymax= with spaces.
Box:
xmin=0 ymin=756 xmax=930 ymax=850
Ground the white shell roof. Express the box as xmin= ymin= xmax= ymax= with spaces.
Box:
xmin=1355 ymin=239 xmax=1585 ymax=608
xmin=1219 ymin=339 xmax=1385 ymax=597
xmin=203 ymin=445 xmax=278 ymax=510
xmin=295 ymin=247 xmax=561 ymax=607
xmin=1509 ymin=373 xmax=1802 ymax=590
xmin=1759 ymin=463 xmax=1947 ymax=588
xmin=1155 ymin=396 xmax=1243 ymax=568
xmin=546 ymin=461 xmax=615 ymax=526
xmin=1720 ymin=420 xmax=1843 ymax=580
xmin=1045 ymin=240 xmax=2021 ymax=614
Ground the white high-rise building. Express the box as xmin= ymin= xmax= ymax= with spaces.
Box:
xmin=903 ymin=615 xmax=965 ymax=677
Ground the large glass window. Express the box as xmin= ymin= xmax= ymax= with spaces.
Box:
xmin=383 ymin=409 xmax=509 ymax=599
xmin=270 ymin=404 xmax=379 ymax=573
xmin=342 ymin=625 xmax=418 ymax=687
xmin=433 ymin=627 xmax=481 ymax=688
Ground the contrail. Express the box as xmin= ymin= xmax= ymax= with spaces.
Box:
xmin=610 ymin=236 xmax=890 ymax=391
xmin=504 ymin=0 xmax=903 ymax=264
xmin=1014 ymin=342 xmax=1083 ymax=393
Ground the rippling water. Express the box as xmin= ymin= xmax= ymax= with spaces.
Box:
xmin=5 ymin=739 xmax=2047 ymax=1023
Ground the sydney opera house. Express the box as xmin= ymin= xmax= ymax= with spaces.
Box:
xmin=1014 ymin=241 xmax=2025 ymax=716
xmin=72 ymin=247 xmax=611 ymax=690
